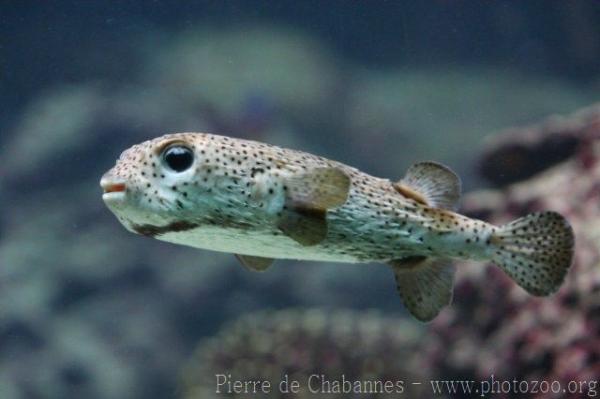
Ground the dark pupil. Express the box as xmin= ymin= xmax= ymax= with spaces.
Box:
xmin=164 ymin=146 xmax=194 ymax=172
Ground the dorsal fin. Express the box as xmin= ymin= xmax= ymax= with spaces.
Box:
xmin=394 ymin=161 xmax=461 ymax=211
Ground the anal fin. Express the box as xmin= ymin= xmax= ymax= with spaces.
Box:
xmin=389 ymin=256 xmax=455 ymax=322
xmin=235 ymin=255 xmax=274 ymax=272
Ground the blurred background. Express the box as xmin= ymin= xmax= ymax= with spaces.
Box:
xmin=1 ymin=1 xmax=599 ymax=398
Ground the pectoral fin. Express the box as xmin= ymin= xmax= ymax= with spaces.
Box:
xmin=278 ymin=208 xmax=328 ymax=246
xmin=394 ymin=161 xmax=461 ymax=211
xmin=286 ymin=167 xmax=350 ymax=209
xmin=389 ymin=256 xmax=455 ymax=322
xmin=278 ymin=167 xmax=350 ymax=246
xmin=235 ymin=254 xmax=274 ymax=272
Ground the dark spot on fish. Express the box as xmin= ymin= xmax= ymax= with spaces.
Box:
xmin=251 ymin=167 xmax=265 ymax=177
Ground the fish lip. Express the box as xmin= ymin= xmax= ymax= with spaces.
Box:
xmin=102 ymin=191 xmax=126 ymax=202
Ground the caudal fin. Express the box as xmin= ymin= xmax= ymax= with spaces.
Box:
xmin=490 ymin=211 xmax=574 ymax=296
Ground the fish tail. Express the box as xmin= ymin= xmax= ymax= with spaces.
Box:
xmin=489 ymin=211 xmax=574 ymax=295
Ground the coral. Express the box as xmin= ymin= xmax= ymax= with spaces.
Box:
xmin=181 ymin=309 xmax=429 ymax=399
xmin=426 ymin=103 xmax=600 ymax=396
xmin=478 ymin=103 xmax=600 ymax=187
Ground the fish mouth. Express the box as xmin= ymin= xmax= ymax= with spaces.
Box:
xmin=100 ymin=176 xmax=127 ymax=203
xmin=102 ymin=183 xmax=126 ymax=194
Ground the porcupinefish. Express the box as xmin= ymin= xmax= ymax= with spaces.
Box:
xmin=100 ymin=132 xmax=575 ymax=321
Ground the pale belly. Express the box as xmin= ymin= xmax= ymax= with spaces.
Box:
xmin=157 ymin=225 xmax=362 ymax=263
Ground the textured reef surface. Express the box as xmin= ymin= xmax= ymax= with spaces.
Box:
xmin=182 ymin=309 xmax=429 ymax=399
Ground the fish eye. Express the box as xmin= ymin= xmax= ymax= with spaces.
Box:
xmin=162 ymin=145 xmax=194 ymax=172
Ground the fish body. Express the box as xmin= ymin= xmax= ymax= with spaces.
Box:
xmin=101 ymin=133 xmax=574 ymax=321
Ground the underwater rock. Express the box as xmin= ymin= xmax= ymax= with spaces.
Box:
xmin=426 ymin=104 xmax=600 ymax=392
xmin=145 ymin=27 xmax=341 ymax=140
xmin=478 ymin=103 xmax=600 ymax=187
xmin=181 ymin=309 xmax=430 ymax=399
